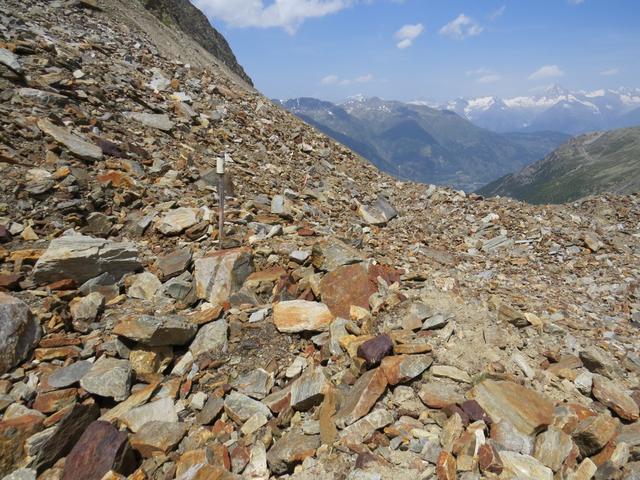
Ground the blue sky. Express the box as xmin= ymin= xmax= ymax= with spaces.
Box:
xmin=193 ymin=0 xmax=640 ymax=102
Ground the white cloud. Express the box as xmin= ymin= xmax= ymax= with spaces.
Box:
xmin=528 ymin=64 xmax=565 ymax=80
xmin=394 ymin=23 xmax=424 ymax=49
xmin=193 ymin=0 xmax=354 ymax=34
xmin=439 ymin=14 xmax=484 ymax=40
xmin=488 ymin=5 xmax=506 ymax=21
xmin=477 ymin=74 xmax=502 ymax=84
xmin=320 ymin=73 xmax=374 ymax=86
xmin=601 ymin=67 xmax=619 ymax=76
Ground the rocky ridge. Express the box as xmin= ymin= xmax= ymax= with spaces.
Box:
xmin=1 ymin=1 xmax=640 ymax=479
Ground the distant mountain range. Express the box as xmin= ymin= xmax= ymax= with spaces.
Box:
xmin=278 ymin=96 xmax=569 ymax=191
xmin=431 ymin=85 xmax=640 ymax=135
xmin=477 ymin=126 xmax=640 ymax=204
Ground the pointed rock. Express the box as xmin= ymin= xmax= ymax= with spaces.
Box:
xmin=472 ymin=380 xmax=554 ymax=436
xmin=194 ymin=247 xmax=254 ymax=305
xmin=592 ymin=374 xmax=639 ymax=421
xmin=37 ymin=119 xmax=102 ymax=161
xmin=273 ymin=300 xmax=334 ymax=333
xmin=380 ymin=354 xmax=433 ymax=385
xmin=335 ymin=368 xmax=388 ymax=428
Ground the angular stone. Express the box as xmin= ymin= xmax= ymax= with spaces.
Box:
xmin=33 ymin=388 xmax=77 ymax=414
xmin=267 ymin=429 xmax=320 ymax=475
xmin=572 ymin=414 xmax=619 ymax=457
xmin=534 ymin=426 xmax=574 ymax=472
xmin=47 ymin=361 xmax=92 ymax=389
xmin=33 ymin=233 xmax=141 ymax=285
xmin=113 ymin=314 xmax=197 ymax=346
xmin=194 ymin=248 xmax=254 ymax=305
xmin=37 ymin=119 xmax=102 ymax=161
xmin=499 ymin=451 xmax=553 ymax=480
xmin=154 ymin=247 xmax=192 ymax=280
xmin=156 ymin=208 xmax=199 ymax=236
xmin=233 ymin=368 xmax=274 ymax=400
xmin=311 ymin=240 xmax=364 ymax=272
xmin=436 ymin=450 xmax=456 ymax=480
xmin=0 ymin=292 xmax=41 ymax=374
xmin=381 ymin=355 xmax=433 ymax=385
xmin=129 ymin=346 xmax=173 ymax=375
xmin=419 ymin=380 xmax=464 ymax=409
xmin=0 ymin=415 xmax=43 ymax=477
xmin=592 ymin=374 xmax=639 ymax=421
xmin=32 ymin=401 xmax=100 ymax=472
xmin=130 ymin=421 xmax=188 ymax=457
xmin=69 ymin=292 xmax=104 ymax=331
xmin=568 ymin=458 xmax=598 ymax=480
xmin=290 ymin=368 xmax=331 ymax=411
xmin=357 ymin=196 xmax=398 ymax=225
xmin=431 ymin=365 xmax=471 ymax=383
xmin=339 ymin=409 xmax=394 ymax=443
xmin=580 ymin=346 xmax=617 ymax=377
xmin=473 ymin=380 xmax=554 ymax=436
xmin=125 ymin=112 xmax=174 ymax=131
xmin=80 ymin=357 xmax=132 ymax=401
xmin=120 ymin=397 xmax=177 ymax=433
xmin=189 ymin=319 xmax=228 ymax=358
xmin=0 ymin=48 xmax=23 ymax=74
xmin=273 ymin=300 xmax=334 ymax=333
xmin=224 ymin=391 xmax=272 ymax=423
xmin=335 ymin=368 xmax=388 ymax=428
xmin=271 ymin=194 xmax=292 ymax=216
xmin=2 ymin=468 xmax=36 ymax=480
xmin=491 ymin=420 xmax=534 ymax=455
xmin=478 ymin=443 xmax=503 ymax=475
xmin=241 ymin=412 xmax=268 ymax=436
xmin=99 ymin=381 xmax=159 ymax=424
xmin=127 ymin=272 xmax=162 ymax=300
xmin=357 ymin=334 xmax=393 ymax=367
xmin=61 ymin=421 xmax=135 ymax=480
xmin=319 ymin=263 xmax=376 ymax=318
xmin=195 ymin=397 xmax=224 ymax=425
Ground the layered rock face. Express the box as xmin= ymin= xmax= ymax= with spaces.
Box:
xmin=1 ymin=0 xmax=640 ymax=479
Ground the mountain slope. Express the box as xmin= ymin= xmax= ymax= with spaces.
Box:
xmin=478 ymin=126 xmax=640 ymax=203
xmin=141 ymin=0 xmax=252 ymax=85
xmin=283 ymin=97 xmax=568 ymax=190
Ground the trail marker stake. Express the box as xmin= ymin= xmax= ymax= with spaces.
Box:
xmin=217 ymin=155 xmax=225 ymax=250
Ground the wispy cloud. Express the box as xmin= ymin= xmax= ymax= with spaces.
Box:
xmin=467 ymin=68 xmax=501 ymax=84
xmin=439 ymin=14 xmax=484 ymax=40
xmin=193 ymin=0 xmax=355 ymax=34
xmin=477 ymin=74 xmax=502 ymax=84
xmin=488 ymin=5 xmax=506 ymax=21
xmin=600 ymin=67 xmax=619 ymax=76
xmin=394 ymin=23 xmax=424 ymax=49
xmin=528 ymin=64 xmax=565 ymax=80
xmin=321 ymin=73 xmax=374 ymax=86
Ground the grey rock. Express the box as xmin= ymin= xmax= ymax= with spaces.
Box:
xmin=121 ymin=397 xmax=178 ymax=433
xmin=33 ymin=232 xmax=141 ymax=285
xmin=155 ymin=208 xmax=199 ymax=236
xmin=80 ymin=357 xmax=132 ymax=401
xmin=2 ymin=468 xmax=36 ymax=480
xmin=311 ymin=239 xmax=364 ymax=271
xmin=194 ymin=248 xmax=254 ymax=305
xmin=189 ymin=319 xmax=228 ymax=358
xmin=113 ymin=314 xmax=197 ymax=347
xmin=125 ymin=112 xmax=174 ymax=131
xmin=127 ymin=272 xmax=162 ymax=300
xmin=37 ymin=119 xmax=102 ymax=161
xmin=69 ymin=292 xmax=104 ymax=332
xmin=47 ymin=360 xmax=92 ymax=389
xmin=233 ymin=368 xmax=274 ymax=400
xmin=0 ymin=48 xmax=23 ymax=74
xmin=224 ymin=391 xmax=272 ymax=423
xmin=16 ymin=88 xmax=68 ymax=106
xmin=154 ymin=247 xmax=192 ymax=280
xmin=0 ymin=293 xmax=41 ymax=374
xmin=357 ymin=196 xmax=398 ymax=225
xmin=267 ymin=429 xmax=320 ymax=475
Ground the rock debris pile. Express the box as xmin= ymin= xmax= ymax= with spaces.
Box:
xmin=1 ymin=1 xmax=640 ymax=479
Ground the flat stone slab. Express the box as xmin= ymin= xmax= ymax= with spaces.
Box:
xmin=473 ymin=380 xmax=554 ymax=436
xmin=37 ymin=119 xmax=102 ymax=161
xmin=33 ymin=233 xmax=141 ymax=285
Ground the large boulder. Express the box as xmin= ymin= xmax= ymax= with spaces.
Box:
xmin=193 ymin=247 xmax=254 ymax=305
xmin=0 ymin=293 xmax=41 ymax=374
xmin=33 ymin=232 xmax=141 ymax=285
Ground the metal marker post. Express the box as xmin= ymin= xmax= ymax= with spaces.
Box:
xmin=217 ymin=156 xmax=225 ymax=250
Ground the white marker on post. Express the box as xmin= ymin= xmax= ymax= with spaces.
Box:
xmin=217 ymin=156 xmax=225 ymax=249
